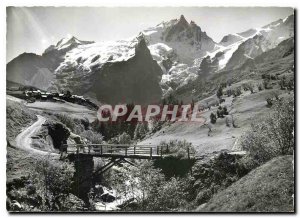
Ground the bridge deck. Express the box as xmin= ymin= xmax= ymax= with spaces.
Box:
xmin=65 ymin=144 xmax=194 ymax=160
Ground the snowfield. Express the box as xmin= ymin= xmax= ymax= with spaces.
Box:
xmin=55 ymin=38 xmax=138 ymax=74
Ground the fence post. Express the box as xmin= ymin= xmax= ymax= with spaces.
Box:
xmin=125 ymin=147 xmax=127 ymax=156
xmin=150 ymin=147 xmax=152 ymax=159
xmin=160 ymin=146 xmax=163 ymax=158
xmin=88 ymin=144 xmax=90 ymax=154
xmin=76 ymin=145 xmax=79 ymax=155
xmin=134 ymin=146 xmax=136 ymax=155
xmin=157 ymin=146 xmax=159 ymax=155
xmin=100 ymin=145 xmax=103 ymax=155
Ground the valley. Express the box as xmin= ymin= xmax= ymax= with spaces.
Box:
xmin=6 ymin=11 xmax=295 ymax=212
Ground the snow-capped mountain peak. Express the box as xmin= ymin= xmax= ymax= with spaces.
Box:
xmin=43 ymin=35 xmax=94 ymax=54
xmin=219 ymin=34 xmax=243 ymax=46
xmin=55 ymin=35 xmax=94 ymax=50
xmin=142 ymin=15 xmax=217 ymax=66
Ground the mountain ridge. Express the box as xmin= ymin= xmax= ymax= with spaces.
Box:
xmin=6 ymin=14 xmax=294 ymax=103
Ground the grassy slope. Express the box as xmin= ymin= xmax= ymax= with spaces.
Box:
xmin=140 ymin=88 xmax=293 ymax=154
xmin=6 ymin=99 xmax=37 ymax=141
xmin=198 ymin=155 xmax=294 ymax=212
xmin=25 ymin=100 xmax=97 ymax=122
xmin=6 ymin=99 xmax=39 ymax=182
xmin=6 ymin=99 xmax=60 ymax=183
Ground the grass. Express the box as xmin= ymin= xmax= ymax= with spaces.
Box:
xmin=198 ymin=155 xmax=294 ymax=212
xmin=6 ymin=99 xmax=37 ymax=141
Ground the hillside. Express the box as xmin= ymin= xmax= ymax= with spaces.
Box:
xmin=139 ymin=37 xmax=294 ymax=155
xmin=198 ymin=155 xmax=294 ymax=212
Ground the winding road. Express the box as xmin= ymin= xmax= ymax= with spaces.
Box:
xmin=15 ymin=115 xmax=58 ymax=156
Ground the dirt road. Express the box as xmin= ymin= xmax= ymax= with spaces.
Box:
xmin=15 ymin=115 xmax=58 ymax=156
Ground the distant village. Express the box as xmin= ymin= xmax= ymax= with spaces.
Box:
xmin=7 ymin=86 xmax=98 ymax=110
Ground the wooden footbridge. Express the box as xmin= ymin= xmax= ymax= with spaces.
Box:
xmin=65 ymin=144 xmax=195 ymax=176
xmin=66 ymin=144 xmax=195 ymax=160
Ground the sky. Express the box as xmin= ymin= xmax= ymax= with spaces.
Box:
xmin=6 ymin=7 xmax=293 ymax=62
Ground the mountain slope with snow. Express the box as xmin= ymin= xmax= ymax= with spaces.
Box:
xmin=200 ymin=14 xmax=294 ymax=74
xmin=50 ymin=35 xmax=163 ymax=104
xmin=6 ymin=13 xmax=294 ymax=103
xmin=142 ymin=15 xmax=218 ymax=93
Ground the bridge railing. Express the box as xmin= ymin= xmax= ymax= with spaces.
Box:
xmin=65 ymin=144 xmax=195 ymax=159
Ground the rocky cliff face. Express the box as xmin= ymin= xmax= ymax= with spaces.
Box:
xmin=6 ymin=53 xmax=54 ymax=90
xmin=93 ymin=38 xmax=162 ymax=105
xmin=224 ymin=34 xmax=265 ymax=70
xmin=144 ymin=15 xmax=216 ymax=66
xmin=142 ymin=15 xmax=217 ymax=94
xmin=50 ymin=36 xmax=163 ymax=105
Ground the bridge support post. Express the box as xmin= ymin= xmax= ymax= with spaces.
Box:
xmin=67 ymin=153 xmax=94 ymax=203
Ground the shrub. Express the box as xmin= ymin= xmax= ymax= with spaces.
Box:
xmin=118 ymin=132 xmax=131 ymax=144
xmin=159 ymin=140 xmax=195 ymax=159
xmin=226 ymin=89 xmax=233 ymax=97
xmin=81 ymin=130 xmax=103 ymax=144
xmin=263 ymin=79 xmax=272 ymax=89
xmin=216 ymin=87 xmax=223 ymax=99
xmin=109 ymin=132 xmax=131 ymax=144
xmin=54 ymin=113 xmax=76 ymax=131
xmin=242 ymin=84 xmax=248 ymax=91
xmin=258 ymin=83 xmax=263 ymax=91
xmin=279 ymin=77 xmax=287 ymax=90
xmin=216 ymin=106 xmax=228 ymax=118
xmin=233 ymin=87 xmax=242 ymax=97
xmin=110 ymin=161 xmax=190 ymax=211
xmin=192 ymin=152 xmax=249 ymax=205
xmin=220 ymin=82 xmax=227 ymax=89
xmin=134 ymin=123 xmax=149 ymax=140
xmin=223 ymin=106 xmax=229 ymax=115
xmin=210 ymin=113 xmax=217 ymax=124
xmin=29 ymin=157 xmax=75 ymax=211
xmin=217 ymin=106 xmax=224 ymax=118
xmin=271 ymin=91 xmax=280 ymax=100
xmin=270 ymin=75 xmax=277 ymax=80
xmin=266 ymin=97 xmax=273 ymax=107
xmin=53 ymin=113 xmax=89 ymax=135
xmin=241 ymin=96 xmax=294 ymax=166
xmin=248 ymin=83 xmax=255 ymax=94
xmin=287 ymin=79 xmax=294 ymax=91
